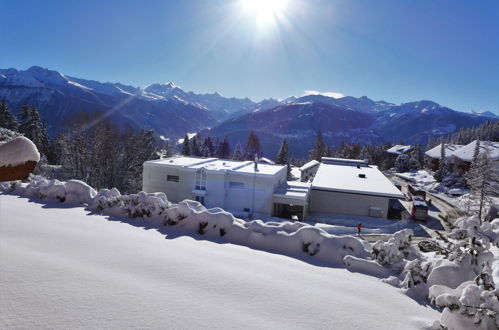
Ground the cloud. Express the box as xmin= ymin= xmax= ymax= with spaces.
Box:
xmin=303 ymin=90 xmax=345 ymax=99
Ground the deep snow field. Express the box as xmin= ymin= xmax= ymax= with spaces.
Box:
xmin=0 ymin=194 xmax=440 ymax=329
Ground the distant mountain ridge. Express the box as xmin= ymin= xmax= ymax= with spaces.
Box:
xmin=0 ymin=66 xmax=496 ymax=155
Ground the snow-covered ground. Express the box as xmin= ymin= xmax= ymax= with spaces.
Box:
xmin=0 ymin=194 xmax=440 ymax=329
xmin=394 ymin=170 xmax=498 ymax=215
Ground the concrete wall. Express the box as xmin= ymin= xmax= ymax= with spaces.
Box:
xmin=309 ymin=189 xmax=390 ymax=218
xmin=143 ymin=164 xmax=287 ymax=215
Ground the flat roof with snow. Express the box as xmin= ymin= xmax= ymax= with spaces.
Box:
xmin=425 ymin=143 xmax=464 ymax=159
xmin=311 ymin=161 xmax=405 ymax=199
xmin=274 ymin=181 xmax=311 ymax=202
xmin=144 ymin=156 xmax=286 ymax=175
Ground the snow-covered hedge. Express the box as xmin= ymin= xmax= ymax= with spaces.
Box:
xmin=0 ymin=178 xmax=368 ymax=267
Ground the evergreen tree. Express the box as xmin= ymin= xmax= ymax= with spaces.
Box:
xmin=190 ymin=133 xmax=202 ymax=157
xmin=466 ymin=148 xmax=498 ymax=222
xmin=408 ymin=144 xmax=422 ymax=171
xmin=181 ymin=134 xmax=191 ymax=156
xmin=201 ymin=137 xmax=215 ymax=157
xmin=217 ymin=136 xmax=231 ymax=159
xmin=232 ymin=142 xmax=245 ymax=160
xmin=395 ymin=154 xmax=410 ymax=172
xmin=275 ymin=139 xmax=289 ymax=165
xmin=18 ymin=106 xmax=50 ymax=159
xmin=472 ymin=139 xmax=480 ymax=163
xmin=0 ymin=101 xmax=18 ymax=131
xmin=309 ymin=131 xmax=326 ymax=161
xmin=18 ymin=105 xmax=32 ymax=136
xmin=434 ymin=142 xmax=448 ymax=182
xmin=244 ymin=131 xmax=262 ymax=159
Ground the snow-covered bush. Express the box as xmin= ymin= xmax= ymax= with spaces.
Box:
xmin=426 ymin=215 xmax=499 ymax=328
xmin=1 ymin=178 xmax=369 ymax=268
xmin=64 ymin=180 xmax=97 ymax=205
xmin=432 ymin=281 xmax=499 ymax=329
xmin=371 ymin=229 xmax=419 ymax=266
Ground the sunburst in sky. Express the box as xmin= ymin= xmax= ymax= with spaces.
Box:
xmin=240 ymin=0 xmax=290 ymax=29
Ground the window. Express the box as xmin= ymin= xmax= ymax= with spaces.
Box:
xmin=229 ymin=181 xmax=245 ymax=189
xmin=167 ymin=175 xmax=179 ymax=182
xmin=195 ymin=169 xmax=207 ymax=190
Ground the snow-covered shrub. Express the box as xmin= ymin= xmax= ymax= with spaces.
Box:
xmin=371 ymin=229 xmax=419 ymax=266
xmin=343 ymin=255 xmax=393 ymax=278
xmin=435 ymin=282 xmax=499 ymax=329
xmin=0 ymin=180 xmax=26 ymax=194
xmin=400 ymin=259 xmax=432 ymax=289
xmin=64 ymin=180 xmax=97 ymax=205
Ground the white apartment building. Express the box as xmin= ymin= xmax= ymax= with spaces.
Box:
xmin=143 ymin=156 xmax=404 ymax=220
xmin=142 ymin=156 xmax=289 ymax=216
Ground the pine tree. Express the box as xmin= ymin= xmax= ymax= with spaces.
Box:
xmin=245 ymin=131 xmax=262 ymax=159
xmin=309 ymin=131 xmax=326 ymax=161
xmin=217 ymin=136 xmax=231 ymax=159
xmin=408 ymin=144 xmax=422 ymax=171
xmin=472 ymin=139 xmax=480 ymax=163
xmin=466 ymin=148 xmax=498 ymax=222
xmin=18 ymin=105 xmax=32 ymax=136
xmin=18 ymin=106 xmax=50 ymax=159
xmin=182 ymin=134 xmax=191 ymax=156
xmin=201 ymin=137 xmax=215 ymax=157
xmin=275 ymin=139 xmax=289 ymax=165
xmin=434 ymin=142 xmax=448 ymax=182
xmin=395 ymin=154 xmax=410 ymax=172
xmin=190 ymin=133 xmax=202 ymax=157
xmin=0 ymin=101 xmax=18 ymax=131
xmin=232 ymin=142 xmax=245 ymax=160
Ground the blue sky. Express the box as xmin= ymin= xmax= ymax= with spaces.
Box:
xmin=1 ymin=0 xmax=498 ymax=113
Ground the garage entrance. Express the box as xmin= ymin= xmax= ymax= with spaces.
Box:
xmin=273 ymin=181 xmax=310 ymax=221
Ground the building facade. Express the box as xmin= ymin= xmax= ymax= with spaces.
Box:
xmin=143 ymin=157 xmax=288 ymax=216
xmin=143 ymin=156 xmax=405 ymax=220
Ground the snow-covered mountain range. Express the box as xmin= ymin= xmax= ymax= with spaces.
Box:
xmin=0 ymin=66 xmax=496 ymax=156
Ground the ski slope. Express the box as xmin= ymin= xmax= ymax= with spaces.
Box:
xmin=0 ymin=195 xmax=440 ymax=329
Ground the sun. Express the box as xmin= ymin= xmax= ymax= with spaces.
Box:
xmin=241 ymin=0 xmax=289 ymax=26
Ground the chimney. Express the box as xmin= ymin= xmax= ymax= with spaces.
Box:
xmin=254 ymin=153 xmax=258 ymax=171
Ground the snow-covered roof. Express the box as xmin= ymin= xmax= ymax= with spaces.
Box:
xmin=311 ymin=161 xmax=405 ymax=199
xmin=452 ymin=140 xmax=499 ymax=162
xmin=0 ymin=136 xmax=40 ymax=167
xmin=274 ymin=181 xmax=311 ymax=202
xmin=425 ymin=144 xmax=464 ymax=159
xmin=258 ymin=157 xmax=275 ymax=165
xmin=299 ymin=160 xmax=320 ymax=172
xmin=321 ymin=157 xmax=368 ymax=167
xmin=386 ymin=145 xmax=413 ymax=155
xmin=144 ymin=156 xmax=286 ymax=176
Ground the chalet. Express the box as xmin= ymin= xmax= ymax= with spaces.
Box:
xmin=451 ymin=140 xmax=499 ymax=176
xmin=424 ymin=143 xmax=463 ymax=171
